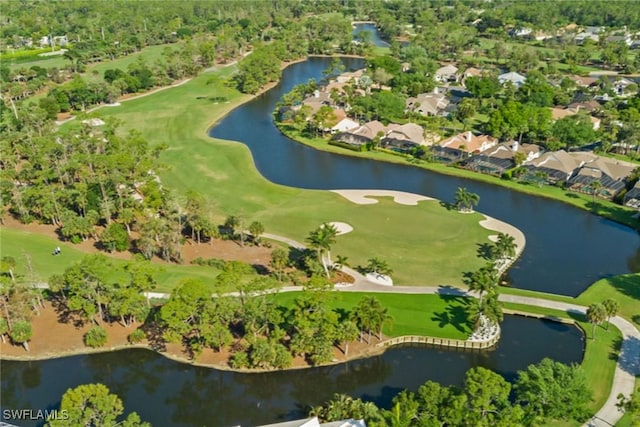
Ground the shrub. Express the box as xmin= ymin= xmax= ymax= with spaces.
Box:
xmin=128 ymin=329 xmax=146 ymax=344
xmin=84 ymin=326 xmax=108 ymax=348
xmin=229 ymin=351 xmax=250 ymax=369
xmin=101 ymin=222 xmax=129 ymax=252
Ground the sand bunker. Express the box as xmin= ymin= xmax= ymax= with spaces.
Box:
xmin=332 ymin=189 xmax=434 ymax=206
xmin=480 ymin=215 xmax=526 ymax=255
xmin=324 ymin=221 xmax=353 ymax=235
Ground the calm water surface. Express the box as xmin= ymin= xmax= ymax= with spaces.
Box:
xmin=1 ymin=316 xmax=583 ymax=427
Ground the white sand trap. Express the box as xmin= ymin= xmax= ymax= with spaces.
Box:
xmin=324 ymin=221 xmax=353 ymax=235
xmin=332 ymin=189 xmax=434 ymax=206
xmin=480 ymin=215 xmax=526 ymax=255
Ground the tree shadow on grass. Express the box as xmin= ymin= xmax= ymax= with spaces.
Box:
xmin=431 ymin=294 xmax=473 ymax=334
xmin=606 ymin=275 xmax=640 ymax=302
xmin=476 ymin=242 xmax=495 ymax=261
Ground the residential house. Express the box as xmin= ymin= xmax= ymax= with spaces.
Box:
xmin=574 ymin=26 xmax=604 ymax=44
xmin=564 ymin=74 xmax=598 ymax=88
xmin=567 ymin=156 xmax=636 ymax=199
xmin=550 ymin=107 xmax=601 ymax=130
xmin=461 ymin=67 xmax=483 ymax=86
xmin=434 ymin=64 xmax=459 ymax=83
xmin=381 ymin=123 xmax=425 ymax=153
xmin=567 ymin=100 xmax=601 ymax=114
xmin=510 ymin=27 xmax=533 ymax=38
xmin=331 ymin=117 xmax=360 ymax=133
xmin=434 ymin=131 xmax=498 ymax=162
xmin=464 ymin=141 xmax=541 ymax=176
xmin=336 ymin=69 xmax=365 ymax=84
xmin=406 ymin=92 xmax=450 ymax=117
xmin=53 ymin=35 xmax=69 ymax=47
xmin=332 ymin=120 xmax=391 ymax=149
xmin=606 ymin=34 xmax=632 ymax=46
xmin=611 ymin=77 xmax=636 ymax=96
xmin=302 ymin=90 xmax=333 ymax=114
xmin=498 ymin=71 xmax=526 ymax=88
xmin=624 ymin=181 xmax=640 ymax=208
xmin=521 ymin=150 xmax=596 ymax=183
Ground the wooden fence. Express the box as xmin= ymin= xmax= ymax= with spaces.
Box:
xmin=376 ymin=332 xmax=500 ymax=351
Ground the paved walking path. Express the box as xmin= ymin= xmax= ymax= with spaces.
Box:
xmin=34 ymin=235 xmax=640 ymax=425
xmin=262 ymin=232 xmax=639 ymax=427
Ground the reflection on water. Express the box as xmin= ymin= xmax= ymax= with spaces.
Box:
xmin=1 ymin=316 xmax=583 ymax=427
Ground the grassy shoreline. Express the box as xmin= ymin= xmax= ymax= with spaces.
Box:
xmin=275 ymin=122 xmax=640 ymax=232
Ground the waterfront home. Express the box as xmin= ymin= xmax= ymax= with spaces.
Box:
xmin=624 ymin=181 xmax=640 ymax=208
xmin=332 ymin=120 xmax=391 ymax=147
xmin=381 ymin=123 xmax=426 ymax=153
xmin=406 ymin=92 xmax=450 ymax=117
xmin=438 ymin=131 xmax=498 ymax=154
xmin=336 ymin=69 xmax=365 ymax=84
xmin=498 ymin=71 xmax=526 ymax=88
xmin=464 ymin=141 xmax=541 ymax=176
xmin=331 ymin=117 xmax=360 ymax=133
xmin=567 ymin=156 xmax=636 ymax=199
xmin=550 ymin=107 xmax=601 ymax=130
xmin=302 ymin=90 xmax=333 ymax=114
xmin=522 ymin=150 xmax=596 ymax=183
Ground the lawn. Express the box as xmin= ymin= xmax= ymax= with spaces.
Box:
xmin=272 ymin=291 xmax=473 ymax=339
xmin=577 ymin=274 xmax=640 ymax=324
xmin=0 ymin=227 xmax=235 ymax=294
xmin=81 ymin=68 xmax=494 ymax=287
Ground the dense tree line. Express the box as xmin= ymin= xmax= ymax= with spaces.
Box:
xmin=311 ymin=358 xmax=593 ymax=426
xmin=159 ymin=274 xmax=391 ymax=368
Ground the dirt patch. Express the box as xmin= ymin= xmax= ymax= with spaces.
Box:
xmin=2 ymin=215 xmax=274 ymax=268
xmin=1 ymin=302 xmax=385 ymax=371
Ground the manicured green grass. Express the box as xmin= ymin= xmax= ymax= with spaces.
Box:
xmin=0 ymin=227 xmax=235 ymax=293
xmin=577 ymin=274 xmax=640 ymax=324
xmin=88 ymin=43 xmax=182 ymax=77
xmin=86 ymin=69 xmax=494 ymax=287
xmin=273 ymin=291 xmax=473 ymax=339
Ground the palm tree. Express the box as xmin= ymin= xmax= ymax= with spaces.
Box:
xmin=494 ymin=233 xmax=516 ymax=260
xmin=454 ymin=187 xmax=480 ymax=212
xmin=306 ymin=224 xmax=338 ymax=278
xmin=586 ymin=303 xmax=607 ymax=340
xmin=464 ymin=263 xmax=498 ymax=305
xmin=365 ymin=257 xmax=393 ymax=277
xmin=589 ymin=180 xmax=603 ymax=201
xmin=602 ymin=299 xmax=619 ymax=330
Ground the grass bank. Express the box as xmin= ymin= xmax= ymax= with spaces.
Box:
xmin=0 ymin=227 xmax=238 ymax=293
xmin=57 ymin=67 xmax=495 ymax=287
xmin=273 ymin=291 xmax=473 ymax=339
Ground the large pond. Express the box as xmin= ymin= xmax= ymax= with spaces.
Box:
xmin=210 ymin=56 xmax=640 ymax=297
xmin=1 ymin=316 xmax=583 ymax=427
